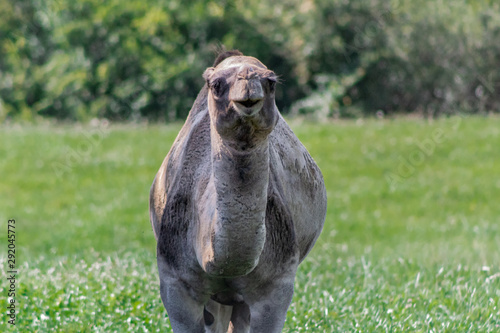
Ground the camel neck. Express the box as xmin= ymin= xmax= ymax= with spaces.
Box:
xmin=213 ymin=137 xmax=270 ymax=190
xmin=196 ymin=129 xmax=270 ymax=277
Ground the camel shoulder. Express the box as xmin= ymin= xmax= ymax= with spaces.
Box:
xmin=268 ymin=117 xmax=327 ymax=262
xmin=269 ymin=116 xmax=325 ymax=191
xmin=149 ymin=89 xmax=211 ymax=244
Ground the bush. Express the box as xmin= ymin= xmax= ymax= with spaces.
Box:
xmin=1 ymin=0 xmax=499 ymax=122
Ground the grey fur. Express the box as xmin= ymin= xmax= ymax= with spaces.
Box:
xmin=150 ymin=53 xmax=327 ymax=332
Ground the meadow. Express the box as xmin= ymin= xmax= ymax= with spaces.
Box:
xmin=1 ymin=116 xmax=499 ymax=332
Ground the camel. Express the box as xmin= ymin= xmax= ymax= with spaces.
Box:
xmin=149 ymin=50 xmax=327 ymax=333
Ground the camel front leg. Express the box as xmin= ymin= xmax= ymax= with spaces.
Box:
xmin=228 ymin=302 xmax=251 ymax=333
xmin=247 ymin=280 xmax=295 ymax=333
xmin=157 ymin=254 xmax=206 ymax=332
xmin=159 ymin=278 xmax=206 ymax=333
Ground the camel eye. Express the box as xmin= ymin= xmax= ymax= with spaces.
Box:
xmin=211 ymin=78 xmax=226 ymax=97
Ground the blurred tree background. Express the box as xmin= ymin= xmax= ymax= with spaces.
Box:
xmin=0 ymin=0 xmax=499 ymax=122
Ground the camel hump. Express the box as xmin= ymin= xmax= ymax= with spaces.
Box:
xmin=213 ymin=49 xmax=244 ymax=67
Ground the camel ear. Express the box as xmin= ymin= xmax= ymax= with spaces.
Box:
xmin=203 ymin=67 xmax=215 ymax=82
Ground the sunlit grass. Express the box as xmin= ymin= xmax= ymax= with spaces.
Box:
xmin=1 ymin=117 xmax=499 ymax=331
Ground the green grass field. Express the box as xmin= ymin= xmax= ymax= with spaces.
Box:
xmin=1 ymin=117 xmax=499 ymax=332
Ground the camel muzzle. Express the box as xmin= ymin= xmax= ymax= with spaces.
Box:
xmin=230 ymin=77 xmax=265 ymax=117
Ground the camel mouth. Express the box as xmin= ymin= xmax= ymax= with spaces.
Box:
xmin=232 ymin=99 xmax=264 ymax=116
xmin=237 ymin=99 xmax=260 ymax=108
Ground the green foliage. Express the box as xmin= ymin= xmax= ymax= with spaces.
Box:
xmin=0 ymin=0 xmax=298 ymax=122
xmin=252 ymin=0 xmax=500 ymax=117
xmin=0 ymin=0 xmax=499 ymax=121
xmin=1 ymin=118 xmax=500 ymax=330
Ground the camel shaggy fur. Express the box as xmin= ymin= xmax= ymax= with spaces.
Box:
xmin=150 ymin=50 xmax=327 ymax=332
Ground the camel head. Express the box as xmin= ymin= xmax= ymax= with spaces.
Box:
xmin=203 ymin=51 xmax=279 ymax=148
